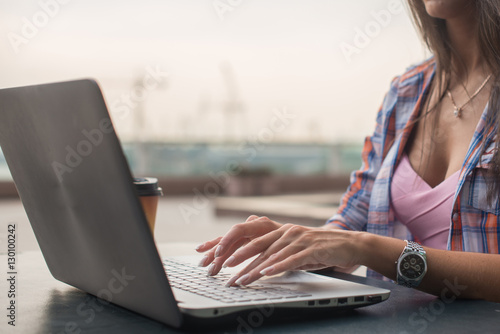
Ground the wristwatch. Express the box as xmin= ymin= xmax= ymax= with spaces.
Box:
xmin=396 ymin=240 xmax=427 ymax=288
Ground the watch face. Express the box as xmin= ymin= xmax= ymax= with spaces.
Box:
xmin=399 ymin=253 xmax=426 ymax=279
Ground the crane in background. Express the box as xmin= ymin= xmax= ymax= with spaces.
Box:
xmin=131 ymin=72 xmax=168 ymax=175
xmin=219 ymin=61 xmax=246 ymax=142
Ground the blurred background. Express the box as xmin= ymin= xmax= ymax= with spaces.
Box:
xmin=0 ymin=0 xmax=428 ymax=250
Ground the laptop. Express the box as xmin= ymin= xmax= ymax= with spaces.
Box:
xmin=0 ymin=79 xmax=390 ymax=328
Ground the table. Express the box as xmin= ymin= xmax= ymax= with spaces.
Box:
xmin=1 ymin=243 xmax=499 ymax=334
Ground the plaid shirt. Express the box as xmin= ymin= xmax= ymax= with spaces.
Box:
xmin=328 ymin=58 xmax=499 ymax=276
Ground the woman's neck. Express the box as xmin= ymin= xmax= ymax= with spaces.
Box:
xmin=445 ymin=8 xmax=486 ymax=78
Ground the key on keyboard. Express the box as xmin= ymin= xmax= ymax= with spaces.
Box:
xmin=163 ymin=258 xmax=312 ymax=303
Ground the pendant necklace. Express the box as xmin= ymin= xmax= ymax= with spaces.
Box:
xmin=446 ymin=74 xmax=492 ymax=118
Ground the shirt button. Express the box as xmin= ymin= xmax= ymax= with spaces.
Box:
xmin=452 ymin=213 xmax=459 ymax=220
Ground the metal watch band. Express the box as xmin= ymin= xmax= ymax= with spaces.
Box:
xmin=396 ymin=240 xmax=427 ymax=288
xmin=406 ymin=240 xmax=424 ymax=253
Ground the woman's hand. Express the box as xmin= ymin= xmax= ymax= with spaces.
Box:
xmin=196 ymin=215 xmax=363 ymax=286
xmin=195 ymin=215 xmax=282 ymax=276
xmin=200 ymin=215 xmax=500 ymax=301
xmin=224 ymin=223 xmax=362 ymax=286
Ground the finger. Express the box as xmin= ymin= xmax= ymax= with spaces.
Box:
xmin=200 ymin=235 xmax=247 ymax=268
xmin=221 ymin=226 xmax=284 ymax=269
xmin=246 ymin=215 xmax=259 ymax=221
xmin=231 ymin=223 xmax=300 ymax=275
xmin=201 ymin=216 xmax=278 ymax=270
xmin=197 ymin=216 xmax=261 ymax=264
xmin=196 ymin=237 xmax=223 ymax=267
xmin=228 ymin=254 xmax=285 ymax=287
xmin=195 ymin=236 xmax=222 ymax=253
xmin=215 ymin=216 xmax=278 ymax=258
xmin=258 ymin=249 xmax=315 ymax=278
xmin=229 ymin=234 xmax=304 ymax=286
xmin=293 ymin=263 xmax=329 ymax=271
xmin=207 ymin=238 xmax=247 ymax=276
xmin=226 ymin=251 xmax=283 ymax=287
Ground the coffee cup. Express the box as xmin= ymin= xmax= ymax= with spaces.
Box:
xmin=133 ymin=177 xmax=163 ymax=234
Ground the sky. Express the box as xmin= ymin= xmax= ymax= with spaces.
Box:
xmin=0 ymin=0 xmax=429 ymax=143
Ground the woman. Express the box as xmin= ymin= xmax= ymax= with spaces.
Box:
xmin=197 ymin=0 xmax=500 ymax=301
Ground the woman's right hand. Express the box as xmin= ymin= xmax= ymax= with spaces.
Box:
xmin=195 ymin=215 xmax=282 ymax=276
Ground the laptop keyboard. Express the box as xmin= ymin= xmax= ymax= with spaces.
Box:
xmin=163 ymin=258 xmax=312 ymax=303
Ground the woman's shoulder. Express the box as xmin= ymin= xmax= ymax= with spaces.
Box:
xmin=391 ymin=57 xmax=436 ymax=89
xmin=377 ymin=57 xmax=435 ymax=129
xmin=402 ymin=56 xmax=435 ymax=77
xmin=389 ymin=57 xmax=436 ymax=101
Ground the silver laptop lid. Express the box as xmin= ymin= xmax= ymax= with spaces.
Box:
xmin=0 ymin=79 xmax=182 ymax=327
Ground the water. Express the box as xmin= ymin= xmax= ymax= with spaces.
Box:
xmin=0 ymin=142 xmax=362 ymax=181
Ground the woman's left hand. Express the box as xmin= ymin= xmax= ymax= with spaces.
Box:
xmin=220 ymin=219 xmax=364 ymax=286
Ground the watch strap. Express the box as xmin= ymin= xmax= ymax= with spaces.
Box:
xmin=396 ymin=240 xmax=427 ymax=288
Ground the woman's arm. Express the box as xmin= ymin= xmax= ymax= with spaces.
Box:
xmin=326 ymin=75 xmax=402 ymax=231
xmin=205 ymin=218 xmax=500 ymax=302
xmin=359 ymin=232 xmax=500 ymax=301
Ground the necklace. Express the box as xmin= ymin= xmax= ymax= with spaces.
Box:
xmin=446 ymin=74 xmax=492 ymax=118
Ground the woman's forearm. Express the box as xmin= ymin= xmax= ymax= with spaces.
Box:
xmin=201 ymin=217 xmax=500 ymax=302
xmin=357 ymin=233 xmax=500 ymax=302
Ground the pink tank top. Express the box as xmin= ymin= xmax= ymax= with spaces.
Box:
xmin=391 ymin=154 xmax=459 ymax=250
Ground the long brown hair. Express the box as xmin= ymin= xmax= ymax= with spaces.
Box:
xmin=407 ymin=0 xmax=500 ymax=204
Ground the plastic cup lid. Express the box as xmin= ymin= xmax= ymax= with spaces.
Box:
xmin=133 ymin=177 xmax=163 ymax=196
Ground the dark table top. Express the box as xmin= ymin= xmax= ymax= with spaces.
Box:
xmin=1 ymin=244 xmax=499 ymax=334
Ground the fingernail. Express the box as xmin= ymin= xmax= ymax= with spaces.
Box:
xmin=198 ymin=255 xmax=208 ymax=267
xmin=195 ymin=243 xmax=205 ymax=251
xmin=235 ymin=274 xmax=250 ymax=286
xmin=215 ymin=245 xmax=223 ymax=257
xmin=225 ymin=275 xmax=239 ymax=287
xmin=223 ymin=256 xmax=235 ymax=268
xmin=260 ymin=266 xmax=274 ymax=276
xmin=207 ymin=263 xmax=215 ymax=276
